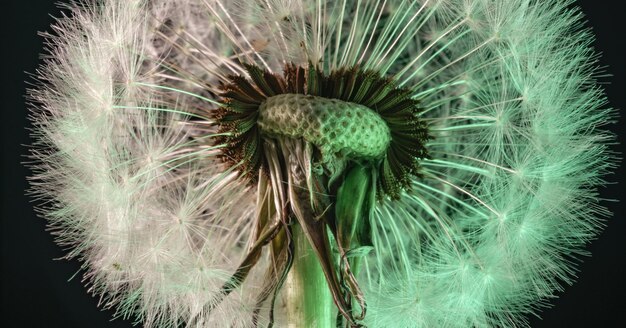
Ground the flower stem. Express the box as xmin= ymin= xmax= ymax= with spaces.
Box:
xmin=284 ymin=222 xmax=335 ymax=327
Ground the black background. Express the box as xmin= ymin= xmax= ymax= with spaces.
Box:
xmin=2 ymin=1 xmax=624 ymax=327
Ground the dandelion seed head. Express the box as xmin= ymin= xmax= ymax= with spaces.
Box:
xmin=28 ymin=0 xmax=616 ymax=326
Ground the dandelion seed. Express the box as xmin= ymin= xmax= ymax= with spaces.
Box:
xmin=28 ymin=0 xmax=616 ymax=327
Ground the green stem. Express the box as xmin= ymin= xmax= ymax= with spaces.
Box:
xmin=284 ymin=223 xmax=335 ymax=327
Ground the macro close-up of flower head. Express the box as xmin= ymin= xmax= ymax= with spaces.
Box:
xmin=15 ymin=0 xmax=620 ymax=327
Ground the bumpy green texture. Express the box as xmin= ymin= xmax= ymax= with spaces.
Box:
xmin=258 ymin=94 xmax=391 ymax=160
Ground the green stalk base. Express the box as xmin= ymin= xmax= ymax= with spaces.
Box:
xmin=284 ymin=223 xmax=335 ymax=327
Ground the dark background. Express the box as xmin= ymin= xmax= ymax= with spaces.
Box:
xmin=2 ymin=1 xmax=624 ymax=327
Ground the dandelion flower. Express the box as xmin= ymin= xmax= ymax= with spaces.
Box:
xmin=28 ymin=0 xmax=616 ymax=327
